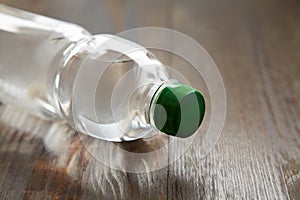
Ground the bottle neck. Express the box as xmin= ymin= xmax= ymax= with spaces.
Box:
xmin=144 ymin=81 xmax=178 ymax=131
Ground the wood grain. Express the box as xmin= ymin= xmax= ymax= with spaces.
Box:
xmin=0 ymin=0 xmax=299 ymax=199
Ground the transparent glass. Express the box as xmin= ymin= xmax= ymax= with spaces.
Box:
xmin=0 ymin=4 xmax=172 ymax=141
xmin=0 ymin=4 xmax=89 ymax=118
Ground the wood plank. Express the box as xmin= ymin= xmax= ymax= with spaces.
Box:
xmin=0 ymin=0 xmax=299 ymax=199
xmin=167 ymin=0 xmax=296 ymax=199
xmin=254 ymin=0 xmax=300 ymax=199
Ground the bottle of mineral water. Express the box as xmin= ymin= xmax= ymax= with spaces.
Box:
xmin=0 ymin=4 xmax=205 ymax=141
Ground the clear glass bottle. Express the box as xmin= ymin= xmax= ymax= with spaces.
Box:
xmin=0 ymin=4 xmax=205 ymax=141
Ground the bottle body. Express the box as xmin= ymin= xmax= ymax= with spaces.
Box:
xmin=0 ymin=4 xmax=169 ymax=141
xmin=0 ymin=4 xmax=90 ymax=118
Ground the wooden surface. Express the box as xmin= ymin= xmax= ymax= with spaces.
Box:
xmin=0 ymin=0 xmax=300 ymax=199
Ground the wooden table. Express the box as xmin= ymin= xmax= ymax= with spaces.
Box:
xmin=0 ymin=0 xmax=299 ymax=199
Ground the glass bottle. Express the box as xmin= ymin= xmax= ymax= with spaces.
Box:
xmin=0 ymin=4 xmax=205 ymax=141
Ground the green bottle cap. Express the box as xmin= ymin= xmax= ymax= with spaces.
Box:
xmin=153 ymin=84 xmax=205 ymax=138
